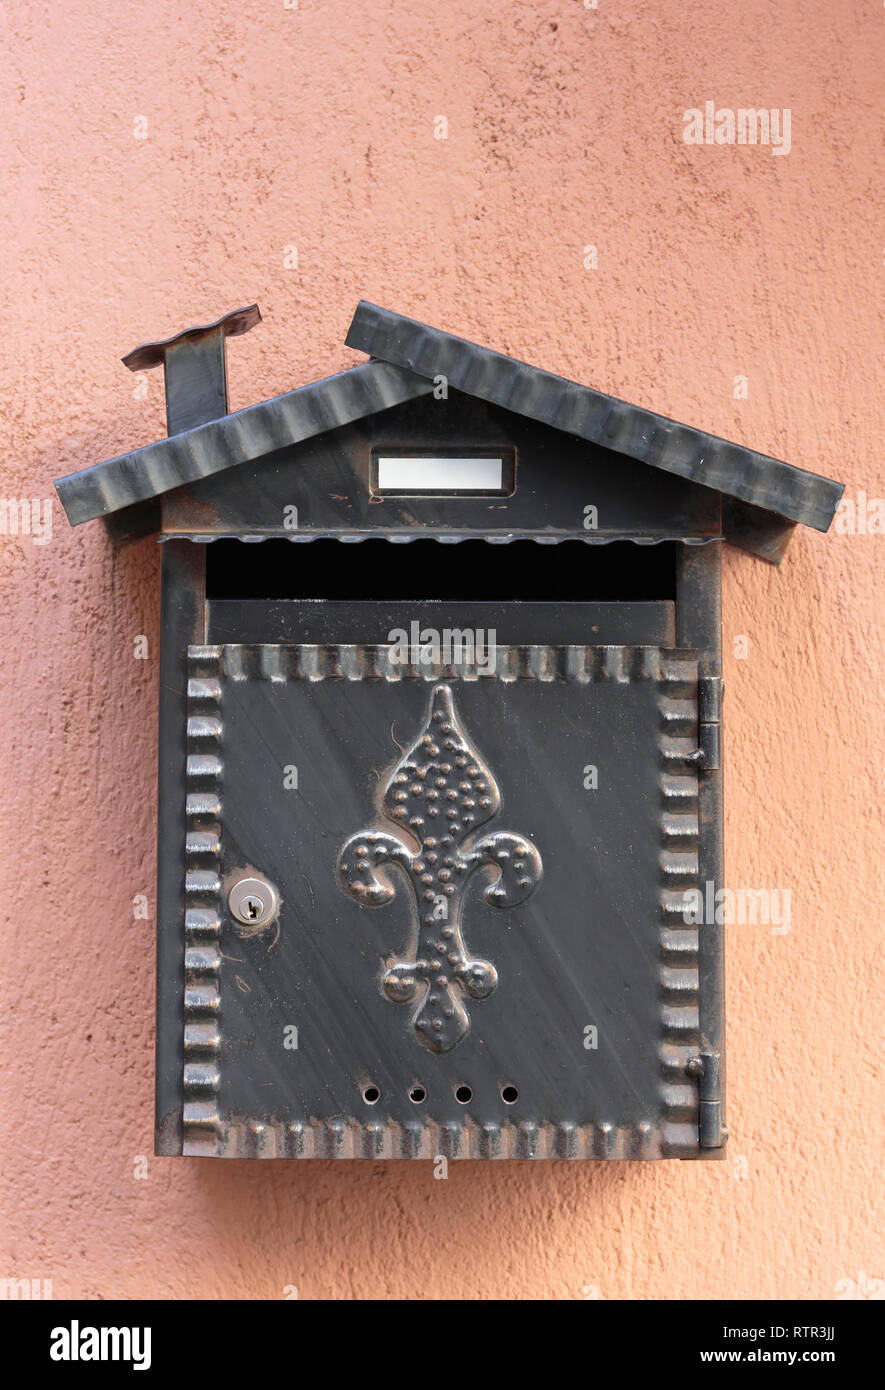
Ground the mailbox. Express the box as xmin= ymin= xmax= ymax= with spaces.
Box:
xmin=55 ymin=302 xmax=844 ymax=1160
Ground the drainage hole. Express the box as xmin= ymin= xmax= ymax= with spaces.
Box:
xmin=363 ymin=1085 xmax=380 ymax=1104
xmin=501 ymin=1085 xmax=519 ymax=1104
xmin=455 ymin=1085 xmax=473 ymax=1104
xmin=409 ymin=1085 xmax=426 ymax=1104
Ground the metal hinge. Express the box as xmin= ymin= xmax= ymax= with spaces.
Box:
xmin=689 ymin=1050 xmax=727 ymax=1149
xmin=689 ymin=674 xmax=722 ymax=771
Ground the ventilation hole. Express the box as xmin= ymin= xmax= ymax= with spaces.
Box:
xmin=455 ymin=1085 xmax=473 ymax=1104
xmin=501 ymin=1085 xmax=519 ymax=1104
xmin=363 ymin=1085 xmax=380 ymax=1104
xmin=409 ymin=1085 xmax=426 ymax=1104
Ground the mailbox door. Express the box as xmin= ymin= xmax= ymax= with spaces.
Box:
xmin=182 ymin=642 xmax=701 ymax=1158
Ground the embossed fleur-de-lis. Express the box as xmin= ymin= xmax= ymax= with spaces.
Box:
xmin=339 ymin=683 xmax=542 ymax=1053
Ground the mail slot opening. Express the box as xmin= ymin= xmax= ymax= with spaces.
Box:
xmin=205 ymin=537 xmax=678 ymax=602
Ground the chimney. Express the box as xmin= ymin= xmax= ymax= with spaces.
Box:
xmin=107 ymin=304 xmax=262 ymax=540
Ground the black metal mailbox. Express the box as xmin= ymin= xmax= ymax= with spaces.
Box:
xmin=55 ymin=302 xmax=844 ymax=1160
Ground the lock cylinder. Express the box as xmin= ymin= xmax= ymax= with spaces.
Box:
xmin=227 ymin=875 xmax=280 ymax=932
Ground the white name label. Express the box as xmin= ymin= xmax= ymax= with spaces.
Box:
xmin=376 ymin=456 xmax=504 ymax=493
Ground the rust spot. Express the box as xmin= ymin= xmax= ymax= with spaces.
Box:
xmin=163 ymin=488 xmax=222 ymax=531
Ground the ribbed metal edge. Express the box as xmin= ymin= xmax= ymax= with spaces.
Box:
xmin=657 ymin=651 xmax=701 ymax=1156
xmin=160 ymin=532 xmax=719 ymax=546
xmin=192 ymin=642 xmax=692 ymax=686
xmin=185 ymin=642 xmax=701 ymax=1159
xmin=346 ymin=301 xmax=844 ymax=532
xmin=212 ymin=1118 xmax=674 ymax=1159
xmin=182 ymin=650 xmax=224 ymax=1157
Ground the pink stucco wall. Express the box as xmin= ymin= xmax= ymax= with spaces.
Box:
xmin=1 ymin=0 xmax=882 ymax=1300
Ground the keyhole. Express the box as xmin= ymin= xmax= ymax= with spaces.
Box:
xmin=228 ymin=877 xmax=278 ymax=930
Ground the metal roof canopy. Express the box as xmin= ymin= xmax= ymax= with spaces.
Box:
xmin=54 ymin=300 xmax=844 ymax=561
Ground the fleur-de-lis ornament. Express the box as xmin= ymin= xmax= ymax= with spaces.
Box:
xmin=339 ymin=684 xmax=542 ymax=1052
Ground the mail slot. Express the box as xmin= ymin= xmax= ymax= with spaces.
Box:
xmin=55 ymin=301 xmax=844 ymax=1160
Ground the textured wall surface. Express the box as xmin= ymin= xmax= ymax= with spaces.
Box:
xmin=1 ymin=0 xmax=882 ymax=1300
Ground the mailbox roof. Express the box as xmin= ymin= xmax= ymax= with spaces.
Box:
xmin=55 ymin=357 xmax=433 ymax=529
xmin=55 ymin=301 xmax=844 ymax=544
xmin=346 ymin=303 xmax=843 ymax=535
